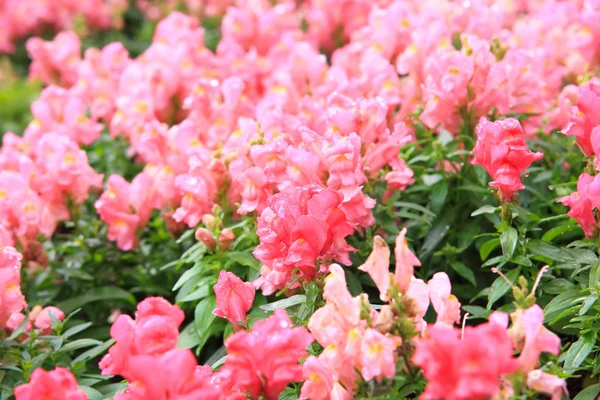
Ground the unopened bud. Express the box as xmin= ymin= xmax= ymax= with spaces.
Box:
xmin=202 ymin=214 xmax=217 ymax=231
xmin=375 ymin=305 xmax=394 ymax=334
xmin=218 ymin=228 xmax=235 ymax=251
xmin=195 ymin=228 xmax=216 ymax=251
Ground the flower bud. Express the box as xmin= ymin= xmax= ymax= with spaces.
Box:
xmin=201 ymin=214 xmax=217 ymax=231
xmin=218 ymin=228 xmax=235 ymax=251
xmin=375 ymin=305 xmax=394 ymax=334
xmin=195 ymin=228 xmax=216 ymax=251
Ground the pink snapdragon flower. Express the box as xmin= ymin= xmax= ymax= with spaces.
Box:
xmin=427 ymin=272 xmax=461 ymax=328
xmin=99 ymin=297 xmax=185 ymax=380
xmin=14 ymin=367 xmax=87 ymax=400
xmin=0 ymin=245 xmax=26 ymax=328
xmin=413 ymin=320 xmax=519 ymax=400
xmin=213 ymin=270 xmax=255 ymax=327
xmin=563 ymin=78 xmax=600 ymax=156
xmin=253 ymin=185 xmax=357 ymax=295
xmin=216 ymin=309 xmax=313 ymax=400
xmin=26 ymin=31 xmax=81 ymax=87
xmin=558 ymin=173 xmax=598 ymax=237
xmin=394 ymin=228 xmax=422 ymax=293
xmin=526 ymin=370 xmax=568 ymax=400
xmin=114 ymin=349 xmax=222 ymax=400
xmin=471 ymin=117 xmax=544 ymax=201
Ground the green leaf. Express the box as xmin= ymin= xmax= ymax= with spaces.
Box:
xmin=173 ymin=263 xmax=203 ymax=291
xmin=420 ymin=211 xmax=455 ymax=260
xmin=177 ymin=282 xmax=210 ymax=303
xmin=73 ymin=339 xmax=115 ymax=364
xmin=462 ymin=305 xmax=491 ymax=320
xmin=487 ymin=267 xmax=520 ymax=309
xmin=57 ymin=287 xmax=136 ymax=314
xmin=59 ymin=339 xmax=103 ymax=353
xmin=260 ymin=295 xmax=306 ymax=311
xmin=394 ymin=201 xmax=435 ymax=217
xmin=228 ymin=251 xmax=260 ymax=270
xmin=430 ymin=180 xmax=448 ymax=214
xmin=563 ymin=332 xmax=596 ymax=369
xmin=544 ymin=290 xmax=582 ymax=324
xmin=471 ymin=205 xmax=499 ymax=217
xmin=480 ymin=238 xmax=500 ymax=260
xmin=526 ymin=240 xmax=570 ymax=262
xmin=195 ymin=296 xmax=217 ymax=351
xmin=542 ymin=279 xmax=576 ymax=295
xmin=177 ymin=322 xmax=201 ymax=349
xmin=579 ymin=294 xmax=598 ymax=316
xmin=500 ymin=227 xmax=518 ymax=259
xmin=78 ymin=386 xmax=104 ymax=400
xmin=62 ymin=322 xmax=92 ymax=339
xmin=450 ymin=261 xmax=476 ymax=286
xmin=573 ymin=384 xmax=600 ymax=400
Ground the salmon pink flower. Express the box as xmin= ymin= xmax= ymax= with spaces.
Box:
xmin=558 ymin=173 xmax=598 ymax=237
xmin=471 ymin=117 xmax=543 ymax=201
xmin=14 ymin=367 xmax=87 ymax=400
xmin=428 ymin=272 xmax=461 ymax=327
xmin=213 ymin=271 xmax=255 ymax=326
xmin=359 ymin=328 xmax=397 ymax=381
xmin=33 ymin=306 xmax=65 ymax=330
xmin=526 ymin=370 xmax=568 ymax=400
xmin=359 ymin=236 xmax=391 ymax=301
xmin=100 ymin=297 xmax=184 ymax=380
xmin=114 ymin=349 xmax=222 ymax=400
xmin=563 ymin=78 xmax=600 ymax=156
xmin=0 ymin=246 xmax=26 ymax=328
xmin=220 ymin=309 xmax=313 ymax=400
xmin=508 ymin=305 xmax=560 ymax=372
xmin=394 ymin=228 xmax=421 ymax=293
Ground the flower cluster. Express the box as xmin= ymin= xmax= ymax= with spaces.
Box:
xmin=0 ymin=0 xmax=127 ymax=54
xmin=94 ymin=296 xmax=312 ymax=400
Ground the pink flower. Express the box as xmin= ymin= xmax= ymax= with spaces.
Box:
xmin=359 ymin=328 xmax=397 ymax=382
xmin=300 ymin=356 xmax=337 ymax=400
xmin=219 ymin=309 xmax=313 ymax=400
xmin=14 ymin=367 xmax=87 ymax=400
xmin=26 ymin=31 xmax=81 ymax=87
xmin=508 ymin=305 xmax=560 ymax=372
xmin=563 ymin=78 xmax=600 ymax=156
xmin=428 ymin=272 xmax=461 ymax=327
xmin=526 ymin=370 xmax=568 ymax=400
xmin=213 ymin=271 xmax=255 ymax=326
xmin=358 ymin=235 xmax=391 ymax=301
xmin=0 ymin=245 xmax=26 ymax=328
xmin=471 ymin=117 xmax=544 ymax=201
xmin=394 ymin=228 xmax=421 ymax=293
xmin=558 ymin=173 xmax=598 ymax=237
xmin=33 ymin=306 xmax=65 ymax=330
xmin=100 ymin=297 xmax=184 ymax=380
xmin=253 ymin=185 xmax=357 ymax=295
xmin=413 ymin=320 xmax=519 ymax=400
xmin=115 ymin=349 xmax=222 ymax=400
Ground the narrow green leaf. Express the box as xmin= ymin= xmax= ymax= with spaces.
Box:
xmin=57 ymin=287 xmax=135 ymax=314
xmin=228 ymin=251 xmax=260 ymax=270
xmin=59 ymin=339 xmax=102 ymax=353
xmin=500 ymin=227 xmax=518 ymax=259
xmin=564 ymin=332 xmax=596 ymax=369
xmin=573 ymin=384 xmax=600 ymax=400
xmin=62 ymin=322 xmax=92 ymax=339
xmin=195 ymin=296 xmax=217 ymax=352
xmin=544 ymin=290 xmax=582 ymax=324
xmin=471 ymin=205 xmax=499 ymax=217
xmin=78 ymin=386 xmax=103 ymax=400
xmin=450 ymin=261 xmax=476 ymax=286
xmin=487 ymin=267 xmax=520 ymax=309
xmin=260 ymin=295 xmax=306 ymax=311
xmin=480 ymin=238 xmax=500 ymax=261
